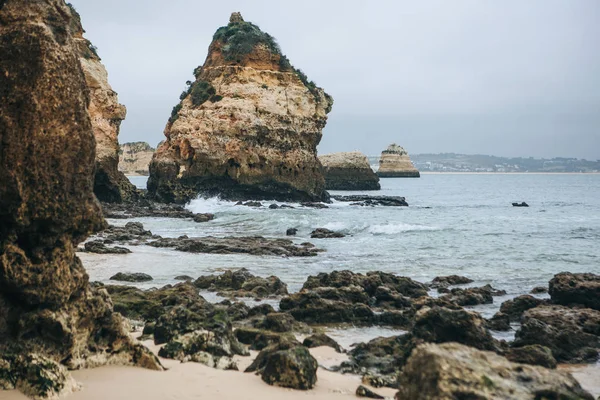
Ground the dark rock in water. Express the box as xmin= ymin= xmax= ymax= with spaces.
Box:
xmin=91 ymin=221 xmax=156 ymax=246
xmin=245 ymin=342 xmax=318 ymax=390
xmin=440 ymin=284 xmax=505 ymax=306
xmin=513 ymin=305 xmax=600 ymax=363
xmin=84 ymin=240 xmax=132 ymax=254
xmin=430 ymin=275 xmax=473 ymax=288
xmin=319 ymin=152 xmax=381 ymax=191
xmin=174 ymin=275 xmax=194 ymax=281
xmin=0 ymin=0 xmax=161 ymax=378
xmin=236 ymin=201 xmax=263 ymax=207
xmin=301 ymin=202 xmax=329 ymax=209
xmin=530 ymin=286 xmax=548 ymax=294
xmin=505 ymin=344 xmax=557 ymax=369
xmin=486 ymin=312 xmax=511 ymax=331
xmin=395 ymin=343 xmax=594 ymax=400
xmin=149 ymin=236 xmax=322 ymax=257
xmin=157 ymin=329 xmax=247 ymax=369
xmin=286 ymin=228 xmax=298 ymax=236
xmin=234 ymin=327 xmax=300 ymax=351
xmin=269 ymin=204 xmax=279 ymax=209
xmin=102 ymin=200 xmax=214 ymax=222
xmin=497 ymin=295 xmax=547 ymax=322
xmin=194 ymin=268 xmax=288 ymax=298
xmin=331 ymin=195 xmax=408 ymax=207
xmin=310 ymin=228 xmax=345 ymax=238
xmin=248 ymin=304 xmax=277 ymax=318
xmin=356 ymin=385 xmax=385 ymax=399
xmin=549 ymin=272 xmax=600 ymax=310
xmin=110 ymin=272 xmax=153 ymax=282
xmin=512 ymin=201 xmax=529 ymax=207
xmin=303 ymin=334 xmax=343 ymax=353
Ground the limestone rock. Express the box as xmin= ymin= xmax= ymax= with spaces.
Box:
xmin=319 ymin=152 xmax=380 ymax=190
xmin=377 ymin=144 xmax=420 ymax=178
xmin=395 ymin=342 xmax=594 ymax=400
xmin=69 ymin=4 xmax=137 ymax=203
xmin=119 ymin=141 xmax=156 ymax=176
xmin=148 ymin=13 xmax=333 ymax=203
xmin=0 ymin=2 xmax=161 ymax=393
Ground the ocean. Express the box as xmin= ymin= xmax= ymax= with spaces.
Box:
xmin=84 ymin=173 xmax=600 ymax=344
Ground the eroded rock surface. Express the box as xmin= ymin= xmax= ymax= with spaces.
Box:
xmin=395 ymin=343 xmax=593 ymax=400
xmin=119 ymin=142 xmax=155 ymax=176
xmin=376 ymin=144 xmax=420 ymax=178
xmin=194 ymin=268 xmax=288 ymax=298
xmin=0 ymin=3 xmax=161 ymax=397
xmin=319 ymin=152 xmax=380 ymax=191
xmin=148 ymin=12 xmax=333 ymax=203
xmin=549 ymin=272 xmax=600 ymax=310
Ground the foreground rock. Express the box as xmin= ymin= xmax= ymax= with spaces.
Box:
xmin=246 ymin=342 xmax=318 ymax=390
xmin=70 ymin=5 xmax=137 ymax=203
xmin=119 ymin=141 xmax=155 ymax=176
xmin=319 ymin=152 xmax=380 ymax=191
xmin=331 ymin=195 xmax=408 ymax=207
xmin=148 ymin=12 xmax=333 ymax=203
xmin=110 ymin=272 xmax=153 ymax=282
xmin=376 ymin=144 xmax=420 ymax=178
xmin=194 ymin=268 xmax=288 ymax=298
xmin=513 ymin=305 xmax=600 ymax=363
xmin=549 ymin=272 xmax=600 ymax=310
xmin=395 ymin=342 xmax=593 ymax=400
xmin=149 ymin=236 xmax=321 ymax=257
xmin=0 ymin=3 xmax=161 ymax=397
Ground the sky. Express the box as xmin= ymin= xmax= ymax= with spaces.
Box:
xmin=69 ymin=0 xmax=600 ymax=160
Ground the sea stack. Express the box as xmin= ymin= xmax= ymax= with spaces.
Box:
xmin=377 ymin=143 xmax=420 ymax=178
xmin=148 ymin=12 xmax=334 ymax=203
xmin=119 ymin=141 xmax=156 ymax=176
xmin=319 ymin=152 xmax=380 ymax=190
xmin=0 ymin=1 xmax=160 ymax=397
xmin=69 ymin=5 xmax=138 ymax=203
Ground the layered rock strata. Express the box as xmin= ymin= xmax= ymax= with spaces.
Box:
xmin=319 ymin=151 xmax=380 ymax=190
xmin=0 ymin=1 xmax=161 ymax=397
xmin=119 ymin=141 xmax=156 ymax=176
xmin=377 ymin=143 xmax=420 ymax=178
xmin=148 ymin=12 xmax=333 ymax=203
xmin=69 ymin=5 xmax=137 ymax=202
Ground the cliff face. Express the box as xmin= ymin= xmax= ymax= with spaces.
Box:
xmin=69 ymin=5 xmax=137 ymax=203
xmin=119 ymin=142 xmax=156 ymax=176
xmin=377 ymin=144 xmax=420 ymax=178
xmin=148 ymin=12 xmax=333 ymax=203
xmin=319 ymin=152 xmax=380 ymax=190
xmin=0 ymin=1 xmax=160 ymax=396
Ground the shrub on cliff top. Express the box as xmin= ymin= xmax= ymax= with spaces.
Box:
xmin=213 ymin=21 xmax=282 ymax=62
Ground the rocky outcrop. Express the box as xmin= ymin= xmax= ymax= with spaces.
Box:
xmin=118 ymin=141 xmax=155 ymax=176
xmin=0 ymin=1 xmax=161 ymax=397
xmin=549 ymin=272 xmax=600 ymax=310
xmin=148 ymin=12 xmax=333 ymax=203
xmin=69 ymin=4 xmax=137 ymax=203
xmin=395 ymin=343 xmax=594 ymax=400
xmin=376 ymin=144 xmax=420 ymax=178
xmin=319 ymin=152 xmax=380 ymax=190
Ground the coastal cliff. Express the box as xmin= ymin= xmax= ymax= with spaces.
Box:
xmin=319 ymin=152 xmax=380 ymax=190
xmin=119 ymin=141 xmax=156 ymax=176
xmin=148 ymin=12 xmax=333 ymax=203
xmin=69 ymin=5 xmax=138 ymax=202
xmin=0 ymin=1 xmax=160 ymax=397
xmin=377 ymin=143 xmax=420 ymax=178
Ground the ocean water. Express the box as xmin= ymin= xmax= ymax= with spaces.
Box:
xmin=83 ymin=174 xmax=600 ymax=343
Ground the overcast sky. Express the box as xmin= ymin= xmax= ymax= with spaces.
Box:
xmin=70 ymin=0 xmax=600 ymax=160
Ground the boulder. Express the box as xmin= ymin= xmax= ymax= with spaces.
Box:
xmin=530 ymin=286 xmax=548 ymax=294
xmin=512 ymin=202 xmax=529 ymax=207
xmin=549 ymin=272 xmax=600 ymax=310
xmin=395 ymin=342 xmax=593 ymax=400
xmin=0 ymin=1 xmax=161 ymax=388
xmin=430 ymin=275 xmax=473 ymax=288
xmin=310 ymin=228 xmax=346 ymax=239
xmin=319 ymin=152 xmax=380 ymax=191
xmin=147 ymin=12 xmax=333 ymax=203
xmin=441 ymin=285 xmax=505 ymax=306
xmin=194 ymin=268 xmax=289 ymax=298
xmin=497 ymin=295 xmax=546 ymax=321
xmin=505 ymin=344 xmax=557 ymax=369
xmin=513 ymin=305 xmax=600 ymax=363
xmin=234 ymin=327 xmax=300 ymax=351
xmin=331 ymin=195 xmax=408 ymax=207
xmin=376 ymin=144 xmax=420 ymax=178
xmin=356 ymin=385 xmax=385 ymax=399
xmin=302 ymin=334 xmax=343 ymax=353
xmin=254 ymin=313 xmax=296 ymax=333
xmin=84 ymin=240 xmax=132 ymax=254
xmin=245 ymin=342 xmax=318 ymax=390
xmin=110 ymin=272 xmax=153 ymax=282
xmin=286 ymin=228 xmax=298 ymax=236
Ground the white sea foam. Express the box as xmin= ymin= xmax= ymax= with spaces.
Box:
xmin=368 ymin=223 xmax=439 ymax=235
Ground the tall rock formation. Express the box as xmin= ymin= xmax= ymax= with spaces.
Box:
xmin=119 ymin=141 xmax=156 ymax=176
xmin=69 ymin=5 xmax=137 ymax=203
xmin=148 ymin=12 xmax=333 ymax=203
xmin=377 ymin=143 xmax=420 ymax=178
xmin=0 ymin=1 xmax=160 ymax=397
xmin=319 ymin=152 xmax=380 ymax=190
